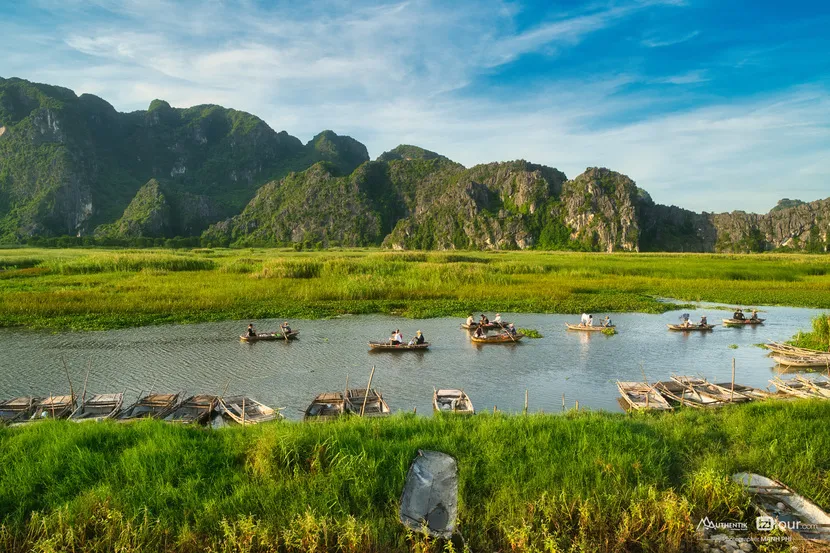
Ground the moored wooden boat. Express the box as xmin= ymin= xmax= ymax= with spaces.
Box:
xmin=667 ymin=323 xmax=716 ymax=331
xmin=722 ymin=318 xmax=765 ymax=326
xmin=794 ymin=376 xmax=830 ymax=398
xmin=733 ymin=472 xmax=830 ymax=542
xmin=461 ymin=322 xmax=511 ymax=331
xmin=652 ymin=381 xmax=722 ymax=408
xmin=616 ymin=381 xmax=672 ymax=411
xmin=240 ymin=330 xmax=299 ymax=342
xmin=345 ymin=388 xmax=390 ymax=417
xmin=368 ymin=341 xmax=430 ymax=351
xmin=712 ymin=382 xmax=773 ymax=401
xmin=433 ymin=388 xmax=474 ymax=414
xmin=118 ymin=392 xmax=181 ymax=420
xmin=69 ymin=392 xmax=124 ymax=421
xmin=28 ymin=394 xmax=76 ymax=421
xmin=304 ymin=392 xmax=346 ymax=421
xmin=772 ymin=355 xmax=830 ymax=368
xmin=565 ymin=323 xmax=615 ymax=332
xmin=470 ymin=332 xmax=524 ymax=344
xmin=670 ymin=375 xmax=751 ymax=402
xmin=162 ymin=395 xmax=217 ymax=425
xmin=772 ymin=377 xmax=829 ymax=399
xmin=218 ymin=396 xmax=281 ymax=424
xmin=0 ymin=396 xmax=41 ymax=424
xmin=765 ymin=342 xmax=830 ymax=358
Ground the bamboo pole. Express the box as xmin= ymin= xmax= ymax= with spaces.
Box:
xmin=731 ymin=358 xmax=736 ymax=402
xmin=562 ymin=393 xmax=565 ymax=412
xmin=60 ymin=357 xmax=75 ymax=410
xmin=80 ymin=360 xmax=91 ymax=411
xmin=575 ymin=400 xmax=579 ymax=411
xmin=360 ymin=366 xmax=375 ymax=417
xmin=524 ymin=389 xmax=528 ymax=415
xmin=241 ymin=397 xmax=246 ymax=426
xmin=493 ymin=405 xmax=497 ymax=414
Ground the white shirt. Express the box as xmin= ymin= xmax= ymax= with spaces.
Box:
xmin=493 ymin=315 xmax=502 ymax=323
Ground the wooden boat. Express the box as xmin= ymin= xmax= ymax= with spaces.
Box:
xmin=772 ymin=377 xmax=828 ymax=399
xmin=69 ymin=393 xmax=124 ymax=421
xmin=433 ymin=388 xmax=474 ymax=414
xmin=712 ymin=382 xmax=773 ymax=401
xmin=27 ymin=394 xmax=76 ymax=421
xmin=652 ymin=381 xmax=722 ymax=408
xmin=722 ymin=318 xmax=765 ymax=326
xmin=795 ymin=376 xmax=830 ymax=398
xmin=667 ymin=323 xmax=716 ymax=331
xmin=345 ymin=388 xmax=391 ymax=417
xmin=565 ymin=323 xmax=615 ymax=332
xmin=304 ymin=392 xmax=346 ymax=421
xmin=772 ymin=355 xmax=830 ymax=369
xmin=765 ymin=342 xmax=830 ymax=358
xmin=616 ymin=381 xmax=672 ymax=411
xmin=0 ymin=397 xmax=41 ymax=424
xmin=161 ymin=395 xmax=217 ymax=425
xmin=470 ymin=332 xmax=524 ymax=344
xmin=670 ymin=375 xmax=751 ymax=402
xmin=461 ymin=321 xmax=510 ymax=331
xmin=368 ymin=341 xmax=430 ymax=351
xmin=118 ymin=392 xmax=181 ymax=420
xmin=733 ymin=472 xmax=830 ymax=542
xmin=218 ymin=396 xmax=281 ymax=425
xmin=240 ymin=330 xmax=299 ymax=342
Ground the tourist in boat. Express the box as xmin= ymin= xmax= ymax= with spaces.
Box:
xmin=580 ymin=313 xmax=589 ymax=326
xmin=587 ymin=314 xmax=593 ymax=327
xmin=466 ymin=314 xmax=474 ymax=327
xmin=699 ymin=316 xmax=708 ymax=327
xmin=602 ymin=316 xmax=612 ymax=327
xmin=750 ymin=310 xmax=759 ymax=321
xmin=733 ymin=308 xmax=745 ymax=321
xmin=473 ymin=326 xmax=485 ymax=338
xmin=280 ymin=321 xmax=292 ymax=334
xmin=493 ymin=313 xmax=502 ymax=325
xmin=246 ymin=324 xmax=256 ymax=337
xmin=479 ymin=314 xmax=489 ymax=325
xmin=507 ymin=323 xmax=517 ymax=336
xmin=414 ymin=330 xmax=425 ymax=345
xmin=390 ymin=330 xmax=402 ymax=345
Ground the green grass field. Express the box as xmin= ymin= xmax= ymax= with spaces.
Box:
xmin=1 ymin=248 xmax=829 ymax=331
xmin=0 ymin=401 xmax=826 ymax=552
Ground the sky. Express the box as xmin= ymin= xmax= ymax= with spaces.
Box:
xmin=1 ymin=0 xmax=828 ymax=213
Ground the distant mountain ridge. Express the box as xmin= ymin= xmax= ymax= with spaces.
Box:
xmin=1 ymin=77 xmax=827 ymax=252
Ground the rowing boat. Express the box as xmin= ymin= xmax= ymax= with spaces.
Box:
xmin=461 ymin=321 xmax=511 ymax=331
xmin=712 ymin=382 xmax=772 ymax=401
xmin=765 ymin=342 xmax=830 ymax=358
xmin=118 ymin=392 xmax=181 ymax=420
xmin=240 ymin=330 xmax=299 ymax=342
xmin=565 ymin=323 xmax=616 ymax=332
xmin=667 ymin=324 xmax=716 ymax=331
xmin=368 ymin=341 xmax=430 ymax=351
xmin=218 ymin=396 xmax=281 ymax=424
xmin=670 ymin=375 xmax=752 ymax=402
xmin=345 ymin=388 xmax=391 ymax=417
xmin=162 ymin=395 xmax=217 ymax=425
xmin=652 ymin=381 xmax=722 ymax=408
xmin=304 ymin=392 xmax=346 ymax=421
xmin=733 ymin=472 xmax=830 ymax=542
xmin=772 ymin=377 xmax=829 ymax=399
xmin=772 ymin=355 xmax=830 ymax=368
xmin=470 ymin=333 xmax=524 ymax=344
xmin=0 ymin=397 xmax=40 ymax=424
xmin=794 ymin=376 xmax=830 ymax=398
xmin=722 ymin=318 xmax=765 ymax=326
xmin=616 ymin=381 xmax=672 ymax=411
xmin=69 ymin=393 xmax=124 ymax=421
xmin=28 ymin=394 xmax=76 ymax=421
xmin=433 ymin=388 xmax=474 ymax=414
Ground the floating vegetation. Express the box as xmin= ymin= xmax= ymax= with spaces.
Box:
xmin=518 ymin=328 xmax=543 ymax=338
xmin=602 ymin=327 xmax=618 ymax=336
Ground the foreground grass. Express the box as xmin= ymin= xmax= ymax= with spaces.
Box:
xmin=0 ymin=401 xmax=828 ymax=552
xmin=1 ymin=248 xmax=830 ymax=330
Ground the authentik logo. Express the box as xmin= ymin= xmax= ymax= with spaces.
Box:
xmin=697 ymin=517 xmax=748 ymax=532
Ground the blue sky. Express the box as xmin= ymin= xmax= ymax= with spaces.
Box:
xmin=1 ymin=0 xmax=828 ymax=212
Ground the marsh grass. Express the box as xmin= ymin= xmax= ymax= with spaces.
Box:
xmin=0 ymin=401 xmax=826 ymax=552
xmin=791 ymin=314 xmax=830 ymax=352
xmin=0 ymin=249 xmax=829 ymax=330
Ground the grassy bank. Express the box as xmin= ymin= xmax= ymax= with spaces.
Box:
xmin=791 ymin=314 xmax=830 ymax=352
xmin=1 ymin=248 xmax=829 ymax=330
xmin=0 ymin=401 xmax=827 ymax=552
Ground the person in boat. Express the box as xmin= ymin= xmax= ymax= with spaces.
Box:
xmin=587 ymin=314 xmax=593 ymax=327
xmin=280 ymin=321 xmax=292 ymax=334
xmin=603 ymin=316 xmax=612 ymax=327
xmin=733 ymin=308 xmax=745 ymax=321
xmin=699 ymin=316 xmax=708 ymax=327
xmin=246 ymin=324 xmax=256 ymax=337
xmin=750 ymin=310 xmax=758 ymax=321
xmin=466 ymin=314 xmax=474 ymax=327
xmin=479 ymin=314 xmax=489 ymax=325
xmin=390 ymin=330 xmax=401 ymax=345
xmin=580 ymin=313 xmax=589 ymax=326
xmin=473 ymin=326 xmax=485 ymax=338
xmin=507 ymin=323 xmax=517 ymax=336
xmin=493 ymin=313 xmax=502 ymax=325
xmin=414 ymin=330 xmax=425 ymax=345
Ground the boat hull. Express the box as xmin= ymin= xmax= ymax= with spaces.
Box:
xmin=368 ymin=341 xmax=430 ymax=351
xmin=470 ymin=334 xmax=524 ymax=344
xmin=565 ymin=323 xmax=615 ymax=332
xmin=240 ymin=331 xmax=299 ymax=342
xmin=667 ymin=324 xmax=716 ymax=331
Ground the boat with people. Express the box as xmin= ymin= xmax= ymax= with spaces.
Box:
xmin=722 ymin=318 xmax=765 ymax=326
xmin=565 ymin=323 xmax=615 ymax=332
xmin=733 ymin=472 xmax=830 ymax=542
xmin=240 ymin=330 xmax=299 ymax=342
xmin=218 ymin=396 xmax=281 ymax=424
xmin=345 ymin=388 xmax=391 ymax=417
xmin=118 ymin=392 xmax=182 ymax=420
xmin=470 ymin=332 xmax=524 ymax=344
xmin=161 ymin=395 xmax=217 ymax=425
xmin=616 ymin=381 xmax=673 ymax=411
xmin=433 ymin=388 xmax=474 ymax=414
xmin=69 ymin=392 xmax=124 ymax=421
xmin=304 ymin=392 xmax=346 ymax=421
xmin=667 ymin=323 xmax=716 ymax=331
xmin=461 ymin=313 xmax=510 ymax=331
xmin=0 ymin=396 xmax=41 ymax=424
xmin=368 ymin=341 xmax=430 ymax=351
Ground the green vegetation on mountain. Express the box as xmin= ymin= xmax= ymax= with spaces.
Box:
xmin=0 ymin=400 xmax=826 ymax=552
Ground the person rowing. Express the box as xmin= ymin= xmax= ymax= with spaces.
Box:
xmin=390 ymin=329 xmax=402 ymax=345
xmin=246 ymin=323 xmax=256 ymax=337
xmin=493 ymin=313 xmax=502 ymax=324
xmin=479 ymin=313 xmax=489 ymax=325
xmin=733 ymin=308 xmax=745 ymax=321
xmin=580 ymin=313 xmax=589 ymax=326
xmin=602 ymin=316 xmax=612 ymax=327
xmin=506 ymin=323 xmax=517 ymax=336
xmin=750 ymin=309 xmax=758 ymax=321
xmin=699 ymin=316 xmax=708 ymax=327
xmin=280 ymin=321 xmax=292 ymax=334
xmin=473 ymin=326 xmax=485 ymax=338
xmin=466 ymin=313 xmax=474 ymax=327
xmin=414 ymin=330 xmax=425 ymax=345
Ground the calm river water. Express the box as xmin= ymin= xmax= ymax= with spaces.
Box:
xmin=0 ymin=305 xmax=822 ymax=419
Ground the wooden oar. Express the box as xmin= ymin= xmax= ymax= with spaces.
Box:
xmin=281 ymin=324 xmax=289 ymax=341
xmin=496 ymin=320 xmax=516 ymax=343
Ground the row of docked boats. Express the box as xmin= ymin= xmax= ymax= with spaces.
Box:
xmin=765 ymin=341 xmax=830 ymax=368
xmin=304 ymin=387 xmax=474 ymax=420
xmin=0 ymin=392 xmax=280 ymax=426
xmin=617 ymin=373 xmax=830 ymax=411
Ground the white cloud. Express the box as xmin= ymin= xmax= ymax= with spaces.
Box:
xmin=641 ymin=30 xmax=699 ymax=48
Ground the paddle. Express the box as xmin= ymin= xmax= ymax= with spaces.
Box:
xmin=281 ymin=324 xmax=289 ymax=341
xmin=496 ymin=319 xmax=516 ymax=343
